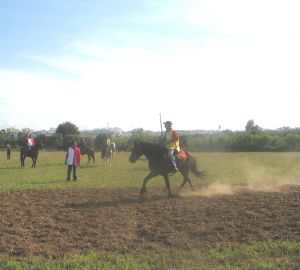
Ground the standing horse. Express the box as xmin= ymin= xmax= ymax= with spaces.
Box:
xmin=129 ymin=141 xmax=205 ymax=197
xmin=101 ymin=143 xmax=114 ymax=166
xmin=79 ymin=145 xmax=95 ymax=163
xmin=20 ymin=140 xmax=43 ymax=168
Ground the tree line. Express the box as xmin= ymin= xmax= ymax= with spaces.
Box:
xmin=2 ymin=121 xmax=300 ymax=152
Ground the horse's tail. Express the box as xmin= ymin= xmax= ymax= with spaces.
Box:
xmin=91 ymin=149 xmax=95 ymax=162
xmin=187 ymin=152 xmax=205 ymax=178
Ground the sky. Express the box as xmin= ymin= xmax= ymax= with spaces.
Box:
xmin=1 ymin=0 xmax=300 ymax=132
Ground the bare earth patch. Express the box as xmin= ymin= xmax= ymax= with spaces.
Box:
xmin=0 ymin=185 xmax=299 ymax=259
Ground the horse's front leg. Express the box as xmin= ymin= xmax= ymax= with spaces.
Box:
xmin=31 ymin=157 xmax=35 ymax=168
xmin=140 ymin=171 xmax=158 ymax=196
xmin=20 ymin=157 xmax=24 ymax=167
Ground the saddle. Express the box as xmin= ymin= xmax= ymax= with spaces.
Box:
xmin=163 ymin=149 xmax=188 ymax=170
xmin=177 ymin=150 xmax=188 ymax=160
xmin=79 ymin=145 xmax=88 ymax=155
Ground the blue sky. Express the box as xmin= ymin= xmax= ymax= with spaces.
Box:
xmin=1 ymin=0 xmax=300 ymax=131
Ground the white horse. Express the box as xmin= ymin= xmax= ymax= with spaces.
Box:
xmin=101 ymin=142 xmax=116 ymax=166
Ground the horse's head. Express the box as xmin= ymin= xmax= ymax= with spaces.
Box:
xmin=38 ymin=140 xmax=43 ymax=150
xmin=129 ymin=141 xmax=143 ymax=163
xmin=34 ymin=137 xmax=44 ymax=150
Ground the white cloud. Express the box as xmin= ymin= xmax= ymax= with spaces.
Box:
xmin=1 ymin=0 xmax=300 ymax=131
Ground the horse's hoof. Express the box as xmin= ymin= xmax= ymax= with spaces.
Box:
xmin=138 ymin=195 xmax=146 ymax=202
xmin=175 ymin=190 xmax=182 ymax=196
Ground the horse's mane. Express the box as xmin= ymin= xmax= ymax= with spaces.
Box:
xmin=138 ymin=141 xmax=166 ymax=157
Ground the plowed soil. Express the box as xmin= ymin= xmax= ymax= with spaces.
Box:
xmin=0 ymin=185 xmax=299 ymax=259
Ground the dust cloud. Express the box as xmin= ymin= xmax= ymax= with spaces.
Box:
xmin=180 ymin=183 xmax=236 ymax=197
xmin=246 ymin=179 xmax=300 ymax=192
xmin=181 ymin=180 xmax=300 ymax=198
xmin=241 ymin=158 xmax=300 ymax=192
xmin=180 ymin=154 xmax=300 ymax=197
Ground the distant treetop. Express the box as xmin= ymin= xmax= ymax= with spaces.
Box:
xmin=56 ymin=121 xmax=80 ymax=136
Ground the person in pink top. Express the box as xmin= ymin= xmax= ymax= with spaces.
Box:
xmin=27 ymin=133 xmax=36 ymax=150
xmin=65 ymin=140 xmax=81 ymax=181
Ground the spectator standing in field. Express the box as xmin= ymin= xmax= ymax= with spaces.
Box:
xmin=65 ymin=141 xmax=81 ymax=181
xmin=6 ymin=144 xmax=11 ymax=160
xmin=161 ymin=121 xmax=180 ymax=171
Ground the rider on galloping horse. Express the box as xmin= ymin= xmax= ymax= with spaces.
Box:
xmin=161 ymin=121 xmax=180 ymax=171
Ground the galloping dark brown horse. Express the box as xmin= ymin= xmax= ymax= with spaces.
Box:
xmin=129 ymin=141 xmax=205 ymax=197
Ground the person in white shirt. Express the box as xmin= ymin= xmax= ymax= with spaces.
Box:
xmin=65 ymin=141 xmax=81 ymax=181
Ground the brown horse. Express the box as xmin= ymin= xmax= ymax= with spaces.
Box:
xmin=79 ymin=145 xmax=95 ymax=163
xmin=129 ymin=141 xmax=205 ymax=197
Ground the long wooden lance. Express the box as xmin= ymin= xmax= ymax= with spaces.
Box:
xmin=159 ymin=113 xmax=163 ymax=136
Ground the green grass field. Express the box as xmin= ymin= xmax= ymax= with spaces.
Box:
xmin=2 ymin=150 xmax=300 ymax=190
xmin=0 ymin=150 xmax=300 ymax=269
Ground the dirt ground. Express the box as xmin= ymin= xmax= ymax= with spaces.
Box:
xmin=0 ymin=185 xmax=299 ymax=259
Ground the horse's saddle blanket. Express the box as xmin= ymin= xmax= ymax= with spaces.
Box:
xmin=177 ymin=150 xmax=188 ymax=159
xmin=163 ymin=150 xmax=188 ymax=161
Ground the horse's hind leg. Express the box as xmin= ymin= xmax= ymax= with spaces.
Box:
xmin=187 ymin=177 xmax=195 ymax=191
xmin=163 ymin=174 xmax=172 ymax=197
xmin=186 ymin=177 xmax=195 ymax=191
xmin=179 ymin=178 xmax=188 ymax=190
xmin=179 ymin=176 xmax=195 ymax=192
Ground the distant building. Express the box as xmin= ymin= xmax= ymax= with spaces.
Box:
xmin=6 ymin=127 xmax=20 ymax=134
xmin=22 ymin=128 xmax=34 ymax=134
